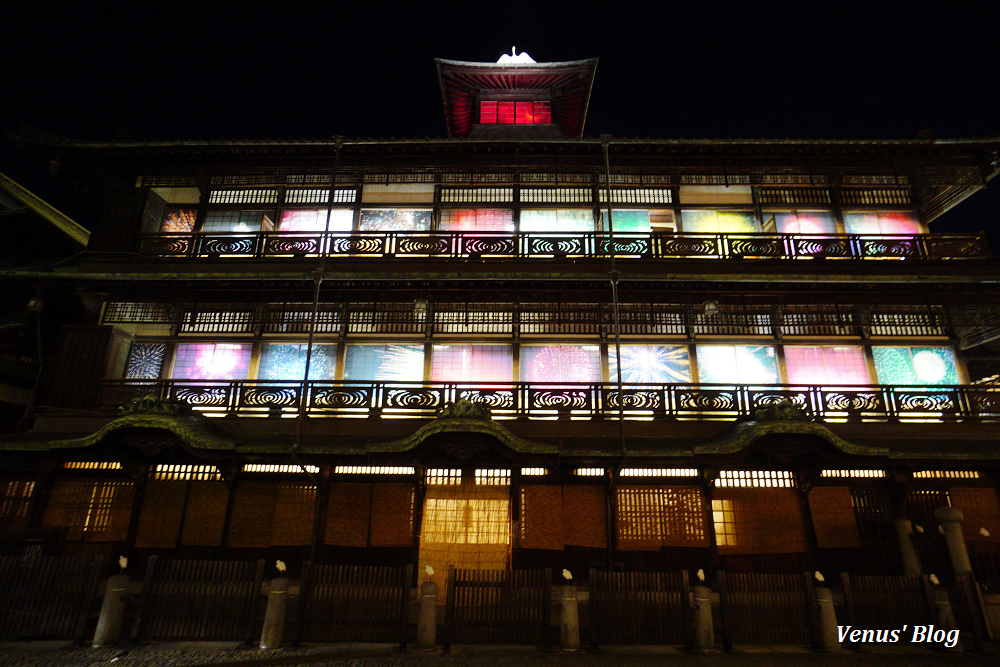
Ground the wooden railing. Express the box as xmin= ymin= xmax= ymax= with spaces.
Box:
xmin=97 ymin=379 xmax=1000 ymax=422
xmin=136 ymin=231 xmax=992 ymax=261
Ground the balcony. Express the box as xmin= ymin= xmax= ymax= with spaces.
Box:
xmin=136 ymin=231 xmax=991 ymax=261
xmin=96 ymin=380 xmax=1000 ymax=423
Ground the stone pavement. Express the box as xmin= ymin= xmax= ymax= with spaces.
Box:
xmin=1 ymin=642 xmax=998 ymax=667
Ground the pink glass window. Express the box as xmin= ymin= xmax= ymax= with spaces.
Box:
xmin=784 ymin=346 xmax=870 ymax=385
xmin=480 ymin=100 xmax=551 ymax=125
xmin=480 ymin=101 xmax=498 ymax=124
xmin=843 ymin=212 xmax=922 ymax=235
xmin=773 ymin=212 xmax=837 ymax=234
xmin=279 ymin=209 xmax=353 ymax=232
xmin=497 ymin=101 xmax=516 ymax=124
xmin=439 ymin=210 xmax=514 ymax=232
xmin=431 ymin=345 xmax=512 ymax=382
xmin=172 ymin=343 xmax=252 ymax=380
xmin=520 ymin=345 xmax=601 ymax=382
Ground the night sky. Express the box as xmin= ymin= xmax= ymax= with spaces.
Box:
xmin=2 ymin=3 xmax=998 ymax=231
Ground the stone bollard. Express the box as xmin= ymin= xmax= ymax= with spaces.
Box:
xmin=692 ymin=585 xmax=714 ymax=652
xmin=560 ymin=584 xmax=580 ymax=651
xmin=895 ymin=518 xmax=923 ymax=576
xmin=416 ymin=580 xmax=438 ymax=650
xmin=814 ymin=587 xmax=840 ymax=651
xmin=259 ymin=577 xmax=288 ymax=650
xmin=934 ymin=507 xmax=973 ymax=577
xmin=93 ymin=574 xmax=130 ymax=648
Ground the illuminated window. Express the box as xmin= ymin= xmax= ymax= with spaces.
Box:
xmin=716 ymin=470 xmax=794 ymax=488
xmin=438 ymin=209 xmax=514 ymax=232
xmin=125 ymin=343 xmax=165 ymax=380
xmin=610 ymin=345 xmax=690 ymax=384
xmin=279 ymin=209 xmax=353 ymax=232
xmin=681 ymin=210 xmax=759 ymax=233
xmin=334 ymin=466 xmax=415 ymax=475
xmin=520 ymin=468 xmax=547 ymax=476
xmin=172 ymin=343 xmax=252 ymax=380
xmin=784 ymin=346 xmax=869 ymax=385
xmin=872 ymin=346 xmax=959 ymax=386
xmin=427 ymin=469 xmax=462 ymax=485
xmin=153 ymin=465 xmax=221 ymax=481
xmin=600 ymin=210 xmax=651 ymax=232
xmin=475 ymin=469 xmax=510 ymax=486
xmin=202 ymin=210 xmax=273 ymax=233
xmin=421 ymin=497 xmax=510 ymax=544
xmin=343 ymin=344 xmax=425 ymax=382
xmin=259 ymin=344 xmax=337 ymax=381
xmin=712 ymin=498 xmax=739 ymax=545
xmin=431 ymin=344 xmax=512 ymax=382
xmin=820 ymin=469 xmax=887 ymax=478
xmin=519 ymin=209 xmax=595 ymax=232
xmin=63 ymin=462 xmax=123 ymax=470
xmin=243 ymin=464 xmax=320 ymax=474
xmin=696 ymin=345 xmax=778 ymax=384
xmin=620 ymin=468 xmax=699 ymax=477
xmin=617 ymin=487 xmax=706 ymax=545
xmin=480 ymin=100 xmax=551 ymax=125
xmin=1 ymin=481 xmax=34 ymax=519
xmin=574 ymin=468 xmax=605 ymax=477
xmin=161 ymin=209 xmax=196 ymax=233
xmin=770 ymin=211 xmax=837 ymax=235
xmin=359 ymin=209 xmax=432 ymax=231
xmin=913 ymin=470 xmax=982 ymax=479
xmin=843 ymin=212 xmax=922 ymax=235
xmin=520 ymin=345 xmax=601 ymax=382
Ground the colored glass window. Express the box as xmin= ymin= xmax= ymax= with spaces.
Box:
xmin=359 ymin=210 xmax=432 ymax=231
xmin=519 ymin=209 xmax=594 ymax=232
xmin=439 ymin=209 xmax=514 ymax=232
xmin=520 ymin=345 xmax=601 ymax=382
xmin=609 ymin=345 xmax=690 ymax=383
xmin=126 ymin=343 xmax=166 ymax=379
xmin=601 ymin=210 xmax=651 ymax=232
xmin=172 ymin=343 xmax=252 ymax=380
xmin=681 ymin=210 xmax=759 ymax=233
xmin=258 ymin=344 xmax=337 ymax=381
xmin=872 ymin=346 xmax=959 ymax=386
xmin=843 ymin=212 xmax=922 ymax=235
xmin=202 ymin=210 xmax=272 ymax=233
xmin=431 ymin=344 xmax=512 ymax=382
xmin=480 ymin=100 xmax=551 ymax=125
xmin=343 ymin=344 xmax=425 ymax=381
xmin=160 ymin=209 xmax=196 ymax=233
xmin=772 ymin=212 xmax=837 ymax=234
xmin=696 ymin=345 xmax=778 ymax=384
xmin=279 ymin=209 xmax=353 ymax=232
xmin=784 ymin=346 xmax=869 ymax=384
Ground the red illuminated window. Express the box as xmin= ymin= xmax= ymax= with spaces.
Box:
xmin=480 ymin=100 xmax=551 ymax=125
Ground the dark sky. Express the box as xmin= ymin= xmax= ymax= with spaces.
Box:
xmin=2 ymin=2 xmax=998 ymax=231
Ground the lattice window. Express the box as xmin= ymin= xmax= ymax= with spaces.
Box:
xmin=757 ymin=187 xmax=832 ymax=205
xmin=63 ymin=462 xmax=123 ymax=470
xmin=243 ymin=464 xmax=319 ymax=474
xmin=335 ymin=466 xmax=415 ymax=475
xmin=712 ymin=498 xmax=739 ymax=545
xmin=207 ymin=188 xmax=278 ymax=204
xmin=422 ymin=497 xmax=510 ymax=545
xmin=840 ymin=188 xmax=912 ymax=206
xmin=521 ymin=468 xmax=547 ymax=476
xmin=475 ymin=469 xmax=510 ymax=486
xmin=0 ymin=481 xmax=34 ymax=518
xmin=842 ymin=175 xmax=910 ymax=186
xmin=103 ymin=302 xmax=174 ymax=324
xmin=574 ymin=468 xmax=605 ymax=477
xmin=180 ymin=310 xmax=254 ymax=334
xmin=520 ymin=188 xmax=593 ymax=204
xmin=620 ymin=468 xmax=699 ymax=477
xmin=427 ymin=469 xmax=462 ymax=485
xmin=716 ymin=470 xmax=794 ymax=488
xmin=153 ymin=465 xmax=221 ymax=481
xmin=869 ymin=308 xmax=947 ymax=336
xmin=617 ymin=486 xmax=706 ymax=548
xmin=913 ymin=471 xmax=982 ymax=479
xmin=598 ymin=188 xmax=673 ymax=205
xmin=820 ymin=470 xmax=887 ymax=478
xmin=433 ymin=303 xmax=515 ymax=334
xmin=439 ymin=188 xmax=514 ymax=204
xmin=283 ymin=188 xmax=357 ymax=204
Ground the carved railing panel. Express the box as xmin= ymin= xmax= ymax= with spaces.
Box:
xmin=136 ymin=231 xmax=991 ymax=261
xmin=96 ymin=380 xmax=1000 ymax=422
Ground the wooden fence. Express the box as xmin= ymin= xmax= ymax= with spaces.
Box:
xmin=445 ymin=567 xmax=551 ymax=647
xmin=718 ymin=572 xmax=816 ymax=648
xmin=840 ymin=573 xmax=933 ymax=630
xmin=588 ymin=569 xmax=690 ymax=646
xmin=0 ymin=555 xmax=101 ymax=641
xmin=133 ymin=556 xmax=264 ymax=642
xmin=295 ymin=563 xmax=411 ymax=645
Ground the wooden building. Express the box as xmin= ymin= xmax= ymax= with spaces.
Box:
xmin=3 ymin=53 xmax=1000 ymax=593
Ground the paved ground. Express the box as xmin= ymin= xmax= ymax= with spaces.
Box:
xmin=1 ymin=642 xmax=997 ymax=667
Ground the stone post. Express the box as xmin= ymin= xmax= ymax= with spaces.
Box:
xmin=259 ymin=577 xmax=288 ymax=650
xmin=692 ymin=585 xmax=714 ymax=652
xmin=935 ymin=507 xmax=973 ymax=576
xmin=932 ymin=588 xmax=963 ymax=651
xmin=92 ymin=574 xmax=130 ymax=648
xmin=560 ymin=584 xmax=580 ymax=651
xmin=895 ymin=518 xmax=923 ymax=576
xmin=814 ymin=587 xmax=840 ymax=651
xmin=416 ymin=580 xmax=438 ymax=650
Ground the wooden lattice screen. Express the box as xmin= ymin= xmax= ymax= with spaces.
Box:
xmin=809 ymin=486 xmax=861 ymax=549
